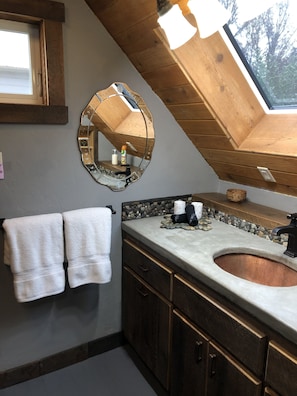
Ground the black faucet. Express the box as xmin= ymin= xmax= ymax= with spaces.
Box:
xmin=114 ymin=166 xmax=131 ymax=177
xmin=272 ymin=213 xmax=297 ymax=257
xmin=114 ymin=166 xmax=132 ymax=187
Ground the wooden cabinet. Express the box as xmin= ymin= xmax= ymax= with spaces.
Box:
xmin=265 ymin=341 xmax=297 ymax=396
xmin=207 ymin=341 xmax=262 ymax=396
xmin=122 ymin=239 xmax=173 ymax=391
xmin=123 ymin=239 xmax=172 ymax=300
xmin=171 ymin=310 xmax=209 ymax=395
xmin=264 ymin=387 xmax=279 ymax=396
xmin=173 ymin=274 xmax=267 ymax=379
xmin=122 ymin=233 xmax=297 ymax=396
xmin=171 ymin=309 xmax=262 ymax=396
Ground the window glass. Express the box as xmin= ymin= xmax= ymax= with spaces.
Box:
xmin=220 ymin=0 xmax=297 ymax=109
xmin=0 ymin=19 xmax=42 ymax=104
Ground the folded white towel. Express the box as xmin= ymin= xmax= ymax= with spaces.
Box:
xmin=62 ymin=207 xmax=112 ymax=288
xmin=3 ymin=213 xmax=65 ymax=302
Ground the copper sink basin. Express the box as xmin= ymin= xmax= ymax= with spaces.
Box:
xmin=214 ymin=253 xmax=297 ymax=287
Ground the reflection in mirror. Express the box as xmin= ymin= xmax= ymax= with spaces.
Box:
xmin=78 ymin=83 xmax=155 ymax=191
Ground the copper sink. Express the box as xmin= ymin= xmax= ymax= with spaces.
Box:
xmin=214 ymin=253 xmax=297 ymax=287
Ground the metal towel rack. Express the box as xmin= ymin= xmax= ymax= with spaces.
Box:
xmin=106 ymin=205 xmax=116 ymax=214
xmin=0 ymin=206 xmax=116 ymax=230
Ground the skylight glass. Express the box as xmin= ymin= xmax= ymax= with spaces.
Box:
xmin=219 ymin=0 xmax=297 ymax=109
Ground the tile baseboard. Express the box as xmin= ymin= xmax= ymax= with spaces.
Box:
xmin=0 ymin=332 xmax=124 ymax=389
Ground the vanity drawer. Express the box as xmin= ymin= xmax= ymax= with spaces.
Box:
xmin=122 ymin=239 xmax=173 ymax=300
xmin=173 ymin=274 xmax=267 ymax=377
xmin=265 ymin=341 xmax=297 ymax=396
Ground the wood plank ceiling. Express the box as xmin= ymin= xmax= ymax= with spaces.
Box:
xmin=85 ymin=0 xmax=297 ymax=197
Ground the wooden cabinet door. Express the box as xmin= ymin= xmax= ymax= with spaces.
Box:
xmin=173 ymin=274 xmax=267 ymax=378
xmin=206 ymin=342 xmax=262 ymax=396
xmin=266 ymin=341 xmax=297 ymax=396
xmin=171 ymin=310 xmax=209 ymax=396
xmin=122 ymin=266 xmax=171 ymax=390
xmin=264 ymin=387 xmax=279 ymax=396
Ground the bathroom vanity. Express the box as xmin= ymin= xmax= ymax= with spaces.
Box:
xmin=122 ymin=216 xmax=297 ymax=396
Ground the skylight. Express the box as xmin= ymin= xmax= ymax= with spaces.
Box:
xmin=219 ymin=0 xmax=297 ymax=109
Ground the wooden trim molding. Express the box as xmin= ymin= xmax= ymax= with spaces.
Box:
xmin=192 ymin=192 xmax=287 ymax=229
xmin=0 ymin=332 xmax=124 ymax=389
xmin=0 ymin=0 xmax=65 ymax=22
xmin=0 ymin=104 xmax=68 ymax=125
xmin=0 ymin=0 xmax=68 ymax=124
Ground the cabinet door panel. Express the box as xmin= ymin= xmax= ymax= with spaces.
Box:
xmin=207 ymin=342 xmax=262 ymax=396
xmin=122 ymin=267 xmax=171 ymax=390
xmin=266 ymin=341 xmax=297 ymax=396
xmin=264 ymin=387 xmax=279 ymax=396
xmin=173 ymin=274 xmax=267 ymax=377
xmin=123 ymin=239 xmax=173 ymax=300
xmin=171 ymin=310 xmax=209 ymax=396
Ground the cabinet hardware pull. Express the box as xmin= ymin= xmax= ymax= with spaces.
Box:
xmin=194 ymin=341 xmax=203 ymax=363
xmin=138 ymin=264 xmax=149 ymax=272
xmin=136 ymin=287 xmax=149 ymax=297
xmin=209 ymin=354 xmax=217 ymax=377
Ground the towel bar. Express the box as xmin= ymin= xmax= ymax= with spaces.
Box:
xmin=0 ymin=206 xmax=116 ymax=230
xmin=106 ymin=205 xmax=116 ymax=214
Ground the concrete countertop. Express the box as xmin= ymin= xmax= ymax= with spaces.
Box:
xmin=122 ymin=216 xmax=297 ymax=344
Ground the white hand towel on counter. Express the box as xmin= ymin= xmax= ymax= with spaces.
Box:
xmin=62 ymin=207 xmax=112 ymax=288
xmin=3 ymin=213 xmax=65 ymax=303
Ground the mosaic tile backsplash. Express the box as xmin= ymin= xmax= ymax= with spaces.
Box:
xmin=122 ymin=195 xmax=288 ymax=247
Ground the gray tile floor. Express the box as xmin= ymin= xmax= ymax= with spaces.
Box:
xmin=0 ymin=347 xmax=157 ymax=396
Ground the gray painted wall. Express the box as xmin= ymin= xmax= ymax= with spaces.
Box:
xmin=0 ymin=0 xmax=218 ymax=370
xmin=219 ymin=181 xmax=297 ymax=214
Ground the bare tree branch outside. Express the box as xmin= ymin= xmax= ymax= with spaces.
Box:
xmin=219 ymin=0 xmax=297 ymax=108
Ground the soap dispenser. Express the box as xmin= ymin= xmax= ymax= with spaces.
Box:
xmin=121 ymin=144 xmax=127 ymax=165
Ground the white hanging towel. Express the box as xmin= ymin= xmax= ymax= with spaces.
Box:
xmin=62 ymin=207 xmax=112 ymax=288
xmin=3 ymin=213 xmax=65 ymax=303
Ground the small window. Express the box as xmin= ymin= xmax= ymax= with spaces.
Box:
xmin=0 ymin=0 xmax=68 ymax=124
xmin=0 ymin=19 xmax=42 ymax=104
xmin=220 ymin=0 xmax=297 ymax=110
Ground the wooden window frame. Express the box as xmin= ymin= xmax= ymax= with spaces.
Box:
xmin=0 ymin=0 xmax=68 ymax=124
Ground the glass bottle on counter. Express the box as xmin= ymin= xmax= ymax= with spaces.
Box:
xmin=112 ymin=149 xmax=118 ymax=165
xmin=121 ymin=145 xmax=127 ymax=165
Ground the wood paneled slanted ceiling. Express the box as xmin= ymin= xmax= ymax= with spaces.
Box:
xmin=85 ymin=0 xmax=297 ymax=197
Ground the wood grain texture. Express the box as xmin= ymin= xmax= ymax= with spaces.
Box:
xmin=0 ymin=0 xmax=65 ymax=21
xmin=84 ymin=1 xmax=297 ymax=197
xmin=192 ymin=192 xmax=287 ymax=229
xmin=0 ymin=104 xmax=68 ymax=124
